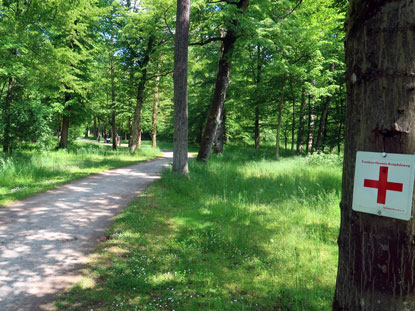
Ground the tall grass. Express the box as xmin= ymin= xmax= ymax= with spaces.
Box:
xmin=0 ymin=141 xmax=161 ymax=205
xmin=55 ymin=146 xmax=342 ymax=311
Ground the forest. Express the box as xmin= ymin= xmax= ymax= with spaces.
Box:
xmin=0 ymin=0 xmax=346 ymax=156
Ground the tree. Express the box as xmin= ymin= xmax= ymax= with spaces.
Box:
xmin=172 ymin=0 xmax=190 ymax=175
xmin=333 ymin=1 xmax=415 ymax=309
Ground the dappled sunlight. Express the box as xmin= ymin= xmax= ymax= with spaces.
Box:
xmin=0 ymin=157 xmax=171 ymax=310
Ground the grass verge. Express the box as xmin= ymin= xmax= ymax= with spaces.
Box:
xmin=0 ymin=141 xmax=162 ymax=206
xmin=55 ymin=146 xmax=342 ymax=311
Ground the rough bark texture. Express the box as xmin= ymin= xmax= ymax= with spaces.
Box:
xmin=214 ymin=109 xmax=225 ymax=154
xmin=333 ymin=1 xmax=415 ymax=310
xmin=3 ymin=76 xmax=14 ymax=153
xmin=275 ymin=75 xmax=286 ymax=161
xmin=152 ymin=76 xmax=160 ymax=148
xmin=197 ymin=0 xmax=250 ymax=162
xmin=130 ymin=36 xmax=154 ymax=154
xmin=173 ymin=0 xmax=190 ymax=175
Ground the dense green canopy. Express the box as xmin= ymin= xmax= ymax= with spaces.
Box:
xmin=0 ymin=0 xmax=345 ymax=155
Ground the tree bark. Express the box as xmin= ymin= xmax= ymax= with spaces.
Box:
xmin=173 ymin=0 xmax=190 ymax=175
xmin=254 ymin=46 xmax=262 ymax=149
xmin=59 ymin=94 xmax=71 ymax=149
xmin=315 ymin=63 xmax=335 ymax=151
xmin=306 ymin=86 xmax=315 ymax=154
xmin=93 ymin=116 xmax=97 ymax=138
xmin=2 ymin=76 xmax=14 ymax=153
xmin=197 ymin=0 xmax=250 ymax=162
xmin=214 ymin=109 xmax=225 ymax=154
xmin=152 ymin=75 xmax=160 ymax=148
xmin=297 ymin=87 xmax=307 ymax=153
xmin=130 ymin=36 xmax=154 ymax=154
xmin=333 ymin=1 xmax=415 ymax=310
xmin=290 ymin=76 xmax=296 ymax=154
xmin=275 ymin=74 xmax=287 ymax=160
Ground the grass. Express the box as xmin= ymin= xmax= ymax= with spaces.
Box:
xmin=54 ymin=146 xmax=342 ymax=311
xmin=0 ymin=140 xmax=162 ymax=206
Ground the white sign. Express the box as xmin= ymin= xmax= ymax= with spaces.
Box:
xmin=352 ymin=151 xmax=415 ymax=220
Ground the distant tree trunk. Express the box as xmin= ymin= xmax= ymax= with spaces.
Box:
xmin=93 ymin=116 xmax=98 ymax=138
xmin=152 ymin=75 xmax=160 ymax=148
xmin=336 ymin=95 xmax=344 ymax=154
xmin=284 ymin=109 xmax=289 ymax=151
xmin=97 ymin=117 xmax=101 ymax=138
xmin=59 ymin=94 xmax=71 ymax=149
xmin=276 ymin=74 xmax=287 ymax=160
xmin=84 ymin=124 xmax=89 ymax=138
xmin=290 ymin=76 xmax=296 ymax=154
xmin=130 ymin=36 xmax=154 ymax=154
xmin=333 ymin=1 xmax=415 ymax=310
xmin=110 ymin=56 xmax=117 ymax=151
xmin=306 ymin=85 xmax=315 ymax=154
xmin=254 ymin=45 xmax=262 ymax=149
xmin=254 ymin=105 xmax=260 ymax=149
xmin=173 ymin=0 xmax=190 ymax=175
xmin=3 ymin=76 xmax=14 ymax=153
xmin=297 ymin=87 xmax=307 ymax=153
xmin=315 ymin=63 xmax=335 ymax=151
xmin=197 ymin=0 xmax=250 ymax=162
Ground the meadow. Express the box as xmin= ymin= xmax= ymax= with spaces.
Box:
xmin=0 ymin=140 xmax=161 ymax=206
xmin=54 ymin=146 xmax=343 ymax=311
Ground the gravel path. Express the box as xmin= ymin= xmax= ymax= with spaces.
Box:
xmin=0 ymin=152 xmax=172 ymax=311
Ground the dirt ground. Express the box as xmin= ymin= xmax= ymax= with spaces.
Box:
xmin=0 ymin=152 xmax=173 ymax=311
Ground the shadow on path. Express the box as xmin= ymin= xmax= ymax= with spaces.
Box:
xmin=0 ymin=154 xmax=172 ymax=311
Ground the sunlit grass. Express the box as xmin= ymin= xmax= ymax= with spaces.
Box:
xmin=55 ymin=146 xmax=342 ymax=311
xmin=0 ymin=141 xmax=162 ymax=206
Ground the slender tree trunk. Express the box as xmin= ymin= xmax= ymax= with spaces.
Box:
xmin=276 ymin=74 xmax=287 ymax=160
xmin=97 ymin=118 xmax=101 ymax=138
xmin=173 ymin=0 xmax=190 ymax=174
xmin=110 ymin=57 xmax=117 ymax=150
xmin=3 ymin=77 xmax=14 ymax=153
xmin=333 ymin=1 xmax=415 ymax=310
xmin=336 ymin=96 xmax=344 ymax=154
xmin=93 ymin=116 xmax=97 ymax=138
xmin=297 ymin=87 xmax=307 ymax=153
xmin=130 ymin=36 xmax=154 ymax=154
xmin=254 ymin=105 xmax=260 ymax=149
xmin=315 ymin=63 xmax=335 ymax=151
xmin=197 ymin=0 xmax=250 ymax=162
xmin=306 ymin=88 xmax=315 ymax=154
xmin=290 ymin=76 xmax=296 ymax=154
xmin=59 ymin=93 xmax=71 ymax=149
xmin=254 ymin=45 xmax=262 ymax=149
xmin=152 ymin=75 xmax=160 ymax=148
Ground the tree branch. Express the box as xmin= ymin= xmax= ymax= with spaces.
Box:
xmin=189 ymin=36 xmax=224 ymax=46
xmin=275 ymin=0 xmax=303 ymax=20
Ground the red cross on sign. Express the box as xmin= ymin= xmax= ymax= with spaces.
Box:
xmin=352 ymin=151 xmax=415 ymax=221
xmin=363 ymin=166 xmax=403 ymax=204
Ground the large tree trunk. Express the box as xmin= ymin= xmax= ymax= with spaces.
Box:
xmin=2 ymin=76 xmax=14 ymax=153
xmin=130 ymin=36 xmax=154 ymax=154
xmin=333 ymin=1 xmax=415 ymax=310
xmin=173 ymin=0 xmax=190 ymax=175
xmin=214 ymin=109 xmax=225 ymax=154
xmin=275 ymin=74 xmax=287 ymax=160
xmin=197 ymin=0 xmax=250 ymax=162
xmin=152 ymin=75 xmax=160 ymax=148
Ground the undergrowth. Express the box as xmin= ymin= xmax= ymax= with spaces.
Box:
xmin=0 ymin=141 xmax=161 ymax=206
xmin=55 ymin=146 xmax=343 ymax=311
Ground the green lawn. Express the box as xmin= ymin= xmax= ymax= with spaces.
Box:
xmin=55 ymin=146 xmax=342 ymax=311
xmin=0 ymin=140 xmax=162 ymax=206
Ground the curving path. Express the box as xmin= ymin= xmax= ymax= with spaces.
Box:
xmin=0 ymin=152 xmax=173 ymax=311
